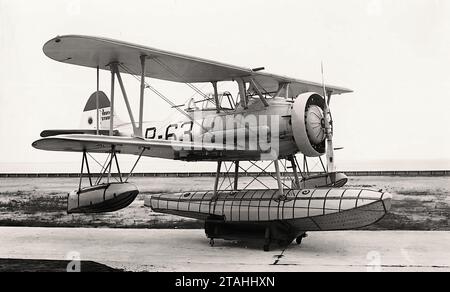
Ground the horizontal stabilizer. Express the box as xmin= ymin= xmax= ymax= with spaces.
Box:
xmin=40 ymin=130 xmax=114 ymax=138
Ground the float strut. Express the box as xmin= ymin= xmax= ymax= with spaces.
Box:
xmin=289 ymin=156 xmax=300 ymax=189
xmin=78 ymin=151 xmax=86 ymax=192
xmin=213 ymin=161 xmax=222 ymax=200
xmin=274 ymin=160 xmax=285 ymax=200
xmin=233 ymin=161 xmax=240 ymax=191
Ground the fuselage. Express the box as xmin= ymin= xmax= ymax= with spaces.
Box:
xmin=115 ymin=97 xmax=300 ymax=161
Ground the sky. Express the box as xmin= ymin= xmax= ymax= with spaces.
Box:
xmin=1 ymin=0 xmax=449 ymax=172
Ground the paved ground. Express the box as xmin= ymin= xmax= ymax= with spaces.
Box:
xmin=0 ymin=227 xmax=448 ymax=272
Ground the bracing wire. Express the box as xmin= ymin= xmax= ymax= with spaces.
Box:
xmin=119 ymin=64 xmax=208 ymax=132
xmin=119 ymin=64 xmax=193 ymax=121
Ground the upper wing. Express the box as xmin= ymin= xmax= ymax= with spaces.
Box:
xmin=43 ymin=35 xmax=352 ymax=98
xmin=32 ymin=134 xmax=255 ymax=161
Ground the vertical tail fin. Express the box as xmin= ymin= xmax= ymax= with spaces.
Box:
xmin=80 ymin=91 xmax=122 ymax=130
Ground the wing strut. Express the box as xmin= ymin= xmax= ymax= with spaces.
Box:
xmin=212 ymin=82 xmax=220 ymax=113
xmin=96 ymin=66 xmax=100 ymax=135
xmin=138 ymin=55 xmax=147 ymax=136
xmin=249 ymin=78 xmax=269 ymax=107
xmin=114 ymin=64 xmax=139 ymax=136
xmin=104 ymin=57 xmax=150 ymax=138
xmin=237 ymin=79 xmax=248 ymax=109
xmin=109 ymin=66 xmax=115 ymax=136
xmin=286 ymin=83 xmax=291 ymax=100
xmin=107 ymin=62 xmax=143 ymax=137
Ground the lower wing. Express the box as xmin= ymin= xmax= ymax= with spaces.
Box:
xmin=32 ymin=134 xmax=260 ymax=161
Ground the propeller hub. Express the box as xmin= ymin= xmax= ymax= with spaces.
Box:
xmin=305 ymin=105 xmax=327 ymax=145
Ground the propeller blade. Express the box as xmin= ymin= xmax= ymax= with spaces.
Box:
xmin=321 ymin=62 xmax=336 ymax=178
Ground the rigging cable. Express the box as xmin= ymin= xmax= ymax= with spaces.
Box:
xmin=119 ymin=63 xmax=207 ymax=132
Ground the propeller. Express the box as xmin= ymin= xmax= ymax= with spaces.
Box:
xmin=321 ymin=62 xmax=336 ymax=182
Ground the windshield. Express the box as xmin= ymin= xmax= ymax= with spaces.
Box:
xmin=186 ymin=92 xmax=235 ymax=112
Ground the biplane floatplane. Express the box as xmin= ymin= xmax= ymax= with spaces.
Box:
xmin=33 ymin=35 xmax=392 ymax=251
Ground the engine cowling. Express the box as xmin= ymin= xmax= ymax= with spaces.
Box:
xmin=291 ymin=92 xmax=330 ymax=157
